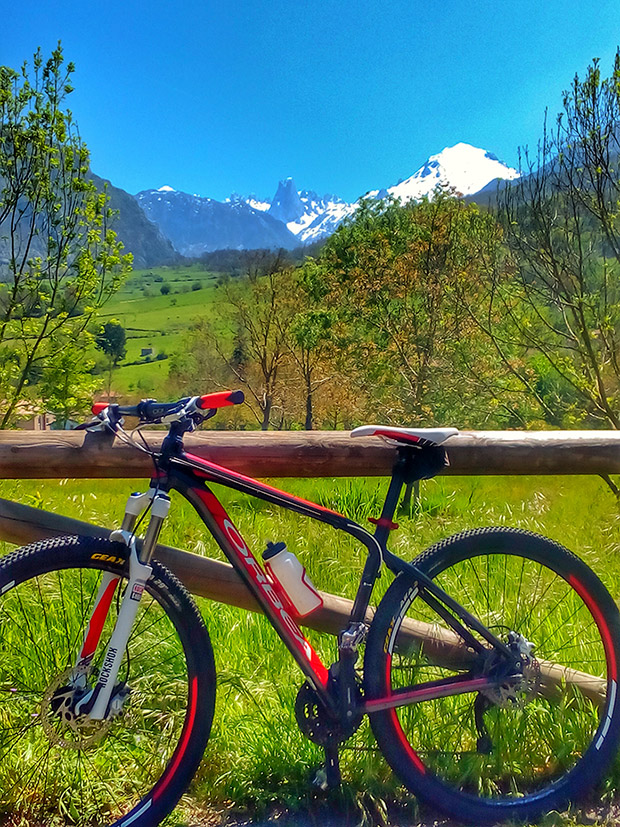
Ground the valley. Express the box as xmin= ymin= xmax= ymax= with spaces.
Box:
xmin=99 ymin=264 xmax=222 ymax=397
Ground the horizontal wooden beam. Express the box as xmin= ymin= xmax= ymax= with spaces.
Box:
xmin=0 ymin=429 xmax=618 ymax=478
xmin=0 ymin=496 xmax=605 ymax=705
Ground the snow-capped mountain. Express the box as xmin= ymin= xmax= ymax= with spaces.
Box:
xmin=133 ymin=143 xmax=519 ymax=254
xmin=263 ymin=178 xmax=357 ymax=243
xmin=135 ymin=186 xmax=298 ymax=255
xmin=262 ymin=144 xmax=518 ymax=243
xmin=372 ymin=143 xmax=519 ymax=202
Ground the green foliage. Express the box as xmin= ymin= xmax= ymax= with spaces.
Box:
xmin=39 ymin=344 xmax=100 ymax=427
xmin=96 ymin=320 xmax=126 ymax=365
xmin=301 ymin=193 xmax=504 ymax=426
xmin=289 ymin=308 xmax=332 ymax=351
xmin=0 ymin=45 xmax=131 ymax=426
xmin=490 ymin=49 xmax=620 ymax=429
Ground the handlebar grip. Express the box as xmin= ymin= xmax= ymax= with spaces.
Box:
xmin=197 ymin=390 xmax=245 ymax=410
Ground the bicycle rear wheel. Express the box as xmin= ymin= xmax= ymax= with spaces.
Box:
xmin=0 ymin=535 xmax=215 ymax=826
xmin=364 ymin=528 xmax=620 ymax=824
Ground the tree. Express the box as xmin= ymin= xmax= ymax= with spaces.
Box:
xmin=210 ymin=251 xmax=296 ymax=430
xmin=0 ymin=45 xmax=131 ymax=426
xmin=39 ymin=345 xmax=99 ymax=428
xmin=167 ymin=251 xmax=299 ymax=429
xmin=489 ymin=51 xmax=620 ymax=430
xmin=96 ymin=321 xmax=126 ymax=366
xmin=307 ymin=195 xmax=501 ymax=426
xmin=287 ymin=308 xmax=332 ymax=430
xmin=96 ymin=320 xmax=126 ymax=399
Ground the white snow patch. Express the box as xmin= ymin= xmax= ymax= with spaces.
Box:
xmin=387 ymin=143 xmax=519 ymax=203
xmin=292 ymin=200 xmax=357 ymax=242
xmin=247 ymin=199 xmax=271 ymax=212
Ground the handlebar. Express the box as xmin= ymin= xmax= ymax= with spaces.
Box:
xmin=87 ymin=390 xmax=245 ymax=428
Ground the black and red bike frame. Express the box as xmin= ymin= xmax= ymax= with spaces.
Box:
xmin=150 ymin=421 xmax=520 ymax=720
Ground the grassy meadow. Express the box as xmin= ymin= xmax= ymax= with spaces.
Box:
xmin=99 ymin=265 xmax=223 ymax=397
xmin=1 ymin=472 xmax=620 ymax=825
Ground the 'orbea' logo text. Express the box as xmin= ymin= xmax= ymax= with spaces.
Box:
xmin=222 ymin=519 xmax=312 ymax=660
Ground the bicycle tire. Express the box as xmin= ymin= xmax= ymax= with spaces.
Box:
xmin=364 ymin=527 xmax=620 ymax=824
xmin=0 ymin=534 xmax=215 ymax=826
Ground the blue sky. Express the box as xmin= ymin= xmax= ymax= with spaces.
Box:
xmin=3 ymin=0 xmax=620 ymax=201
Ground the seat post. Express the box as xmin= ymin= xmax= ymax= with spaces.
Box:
xmin=370 ymin=451 xmax=409 ymax=547
xmin=346 ymin=454 xmax=408 ymax=625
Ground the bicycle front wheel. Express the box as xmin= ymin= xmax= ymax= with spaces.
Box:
xmin=0 ymin=535 xmax=216 ymax=826
xmin=364 ymin=528 xmax=620 ymax=824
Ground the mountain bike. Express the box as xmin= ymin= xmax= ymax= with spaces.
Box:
xmin=1 ymin=390 xmax=620 ymax=826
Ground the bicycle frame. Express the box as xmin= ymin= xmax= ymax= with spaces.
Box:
xmin=79 ymin=429 xmax=521 ymax=724
xmin=157 ymin=446 xmax=520 ymax=716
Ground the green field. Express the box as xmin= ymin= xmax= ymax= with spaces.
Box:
xmin=0 ymin=473 xmax=619 ymax=825
xmin=99 ymin=265 xmax=225 ymax=398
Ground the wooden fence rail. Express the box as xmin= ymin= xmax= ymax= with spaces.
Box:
xmin=0 ymin=428 xmax=619 ymax=478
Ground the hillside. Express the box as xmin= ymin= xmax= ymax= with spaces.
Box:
xmin=90 ymin=174 xmax=178 ymax=268
xmin=99 ymin=264 xmax=223 ymax=397
xmin=135 ymin=188 xmax=299 ymax=255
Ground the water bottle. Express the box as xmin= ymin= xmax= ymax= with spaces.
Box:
xmin=263 ymin=541 xmax=323 ymax=617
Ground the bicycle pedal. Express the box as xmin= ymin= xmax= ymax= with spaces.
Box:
xmin=477 ymin=734 xmax=493 ymax=754
xmin=312 ymin=766 xmax=329 ymax=792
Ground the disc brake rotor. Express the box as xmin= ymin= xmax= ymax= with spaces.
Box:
xmin=481 ymin=631 xmax=541 ymax=708
xmin=41 ymin=667 xmax=111 ymax=750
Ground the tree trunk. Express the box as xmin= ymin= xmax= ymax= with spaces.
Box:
xmin=304 ymin=374 xmax=313 ymax=430
xmin=261 ymin=396 xmax=272 ymax=430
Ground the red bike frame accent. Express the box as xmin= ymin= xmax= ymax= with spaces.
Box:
xmin=79 ymin=576 xmax=119 ymax=661
xmin=182 ymin=480 xmax=330 ymax=691
xmin=156 ymin=449 xmax=515 ymax=712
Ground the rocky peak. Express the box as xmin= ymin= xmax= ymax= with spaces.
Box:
xmin=268 ymin=178 xmax=305 ymax=223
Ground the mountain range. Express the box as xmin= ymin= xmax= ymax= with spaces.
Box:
xmin=103 ymin=143 xmax=520 ymax=263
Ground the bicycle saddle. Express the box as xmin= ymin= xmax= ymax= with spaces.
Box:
xmin=350 ymin=425 xmax=459 ymax=446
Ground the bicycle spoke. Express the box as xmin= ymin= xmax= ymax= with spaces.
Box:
xmin=373 ymin=541 xmax=613 ymax=808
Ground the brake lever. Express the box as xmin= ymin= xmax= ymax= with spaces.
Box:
xmin=74 ymin=419 xmax=99 ymax=431
xmin=74 ymin=409 xmax=124 ymax=433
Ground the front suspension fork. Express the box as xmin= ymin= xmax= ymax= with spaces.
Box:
xmin=74 ymin=489 xmax=170 ymax=720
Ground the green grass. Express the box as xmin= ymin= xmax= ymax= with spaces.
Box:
xmin=0 ymin=474 xmax=619 ymax=825
xmin=99 ymin=265 xmax=226 ymax=398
